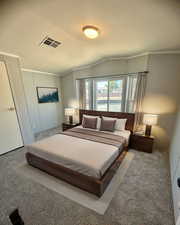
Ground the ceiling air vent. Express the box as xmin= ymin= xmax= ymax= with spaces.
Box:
xmin=39 ymin=36 xmax=61 ymax=48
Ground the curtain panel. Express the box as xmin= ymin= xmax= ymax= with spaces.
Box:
xmin=78 ymin=79 xmax=86 ymax=109
xmin=133 ymin=72 xmax=147 ymax=130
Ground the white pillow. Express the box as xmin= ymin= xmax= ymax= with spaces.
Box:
xmin=102 ymin=116 xmax=127 ymax=131
xmin=82 ymin=115 xmax=101 ymax=130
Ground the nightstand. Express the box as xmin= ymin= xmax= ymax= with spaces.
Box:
xmin=62 ymin=122 xmax=79 ymax=131
xmin=130 ymin=134 xmax=154 ymax=153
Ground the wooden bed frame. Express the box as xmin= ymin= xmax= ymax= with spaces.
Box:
xmin=26 ymin=110 xmax=135 ymax=197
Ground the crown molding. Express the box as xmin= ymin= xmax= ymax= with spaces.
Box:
xmin=60 ymin=50 xmax=180 ymax=76
xmin=0 ymin=51 xmax=19 ymax=58
xmin=126 ymin=50 xmax=180 ymax=59
xmin=61 ymin=55 xmax=133 ymax=76
xmin=148 ymin=50 xmax=180 ymax=55
xmin=72 ymin=56 xmax=128 ymax=72
xmin=69 ymin=53 xmax=148 ymax=73
xmin=60 ymin=69 xmax=74 ymax=77
xmin=60 ymin=57 xmax=110 ymax=77
xmin=72 ymin=57 xmax=108 ymax=72
xmin=126 ymin=52 xmax=149 ymax=59
xmin=1 ymin=49 xmax=180 ymax=77
xmin=21 ymin=68 xmax=59 ymax=76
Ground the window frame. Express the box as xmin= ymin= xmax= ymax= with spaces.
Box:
xmin=93 ymin=76 xmax=127 ymax=112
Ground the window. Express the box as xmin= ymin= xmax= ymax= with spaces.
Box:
xmin=94 ymin=80 xmax=108 ymax=111
xmin=109 ymin=79 xmax=125 ymax=112
xmin=81 ymin=75 xmax=137 ymax=113
xmin=93 ymin=78 xmax=126 ymax=112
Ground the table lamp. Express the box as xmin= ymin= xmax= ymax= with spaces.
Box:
xmin=65 ymin=108 xmax=75 ymax=124
xmin=143 ymin=114 xmax=158 ymax=136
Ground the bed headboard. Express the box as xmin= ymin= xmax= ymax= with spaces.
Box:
xmin=79 ymin=109 xmax=135 ymax=132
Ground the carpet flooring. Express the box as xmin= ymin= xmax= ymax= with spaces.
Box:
xmin=0 ymin=129 xmax=174 ymax=225
xmin=16 ymin=152 xmax=134 ymax=215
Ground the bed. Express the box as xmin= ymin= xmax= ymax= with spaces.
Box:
xmin=26 ymin=110 xmax=135 ymax=197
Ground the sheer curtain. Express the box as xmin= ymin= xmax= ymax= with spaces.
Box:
xmin=77 ymin=79 xmax=93 ymax=110
xmin=124 ymin=74 xmax=138 ymax=113
xmin=133 ymin=72 xmax=147 ymax=130
xmin=78 ymin=79 xmax=86 ymax=109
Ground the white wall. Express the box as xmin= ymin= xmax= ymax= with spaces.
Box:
xmin=170 ymin=109 xmax=180 ymax=182
xmin=0 ymin=54 xmax=34 ymax=144
xmin=170 ymin=108 xmax=180 ymax=223
xmin=22 ymin=71 xmax=63 ymax=134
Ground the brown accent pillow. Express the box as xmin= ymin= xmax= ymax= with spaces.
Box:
xmin=82 ymin=117 xmax=97 ymax=129
xmin=100 ymin=118 xmax=116 ymax=132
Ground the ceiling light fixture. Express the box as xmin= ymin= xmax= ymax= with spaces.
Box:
xmin=82 ymin=25 xmax=99 ymax=39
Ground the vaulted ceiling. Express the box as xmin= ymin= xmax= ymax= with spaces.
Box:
xmin=0 ymin=0 xmax=180 ymax=74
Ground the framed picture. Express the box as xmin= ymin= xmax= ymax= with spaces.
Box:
xmin=36 ymin=87 xmax=59 ymax=103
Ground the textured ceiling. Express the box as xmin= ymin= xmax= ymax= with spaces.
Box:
xmin=0 ymin=0 xmax=180 ymax=74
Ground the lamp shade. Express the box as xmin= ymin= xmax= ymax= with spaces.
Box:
xmin=65 ymin=108 xmax=75 ymax=116
xmin=143 ymin=114 xmax=158 ymax=126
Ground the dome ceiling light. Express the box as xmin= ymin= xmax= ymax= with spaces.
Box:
xmin=82 ymin=25 xmax=100 ymax=39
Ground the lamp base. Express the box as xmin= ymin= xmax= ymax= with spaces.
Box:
xmin=145 ymin=125 xmax=152 ymax=136
xmin=69 ymin=116 xmax=73 ymax=124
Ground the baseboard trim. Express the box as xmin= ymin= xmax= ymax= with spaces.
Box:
xmin=0 ymin=146 xmax=24 ymax=157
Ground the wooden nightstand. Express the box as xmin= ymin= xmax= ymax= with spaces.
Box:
xmin=62 ymin=122 xmax=79 ymax=131
xmin=130 ymin=134 xmax=154 ymax=153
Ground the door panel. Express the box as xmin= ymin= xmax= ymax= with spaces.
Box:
xmin=0 ymin=61 xmax=23 ymax=155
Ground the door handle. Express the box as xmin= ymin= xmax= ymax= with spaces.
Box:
xmin=177 ymin=178 xmax=180 ymax=188
xmin=8 ymin=107 xmax=15 ymax=111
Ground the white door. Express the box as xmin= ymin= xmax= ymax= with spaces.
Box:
xmin=0 ymin=61 xmax=23 ymax=155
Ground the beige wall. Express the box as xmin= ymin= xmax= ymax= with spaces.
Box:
xmin=61 ymin=73 xmax=76 ymax=109
xmin=61 ymin=53 xmax=180 ymax=150
xmin=143 ymin=54 xmax=180 ymax=149
xmin=127 ymin=55 xmax=149 ymax=73
xmin=73 ymin=59 xmax=127 ymax=79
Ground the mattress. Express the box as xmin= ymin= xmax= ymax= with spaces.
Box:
xmin=26 ymin=133 xmax=120 ymax=179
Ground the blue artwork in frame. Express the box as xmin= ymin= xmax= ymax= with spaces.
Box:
xmin=37 ymin=87 xmax=59 ymax=103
